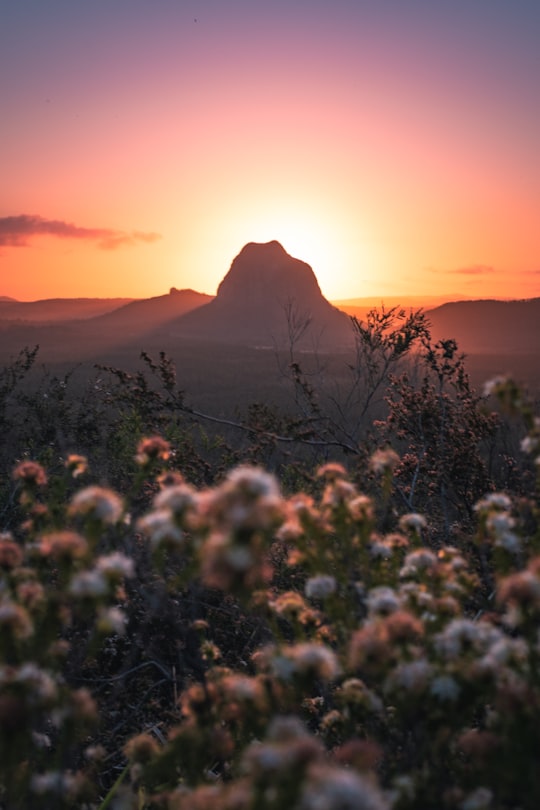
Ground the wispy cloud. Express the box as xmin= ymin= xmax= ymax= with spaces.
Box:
xmin=0 ymin=214 xmax=161 ymax=250
xmin=450 ymin=265 xmax=494 ymax=276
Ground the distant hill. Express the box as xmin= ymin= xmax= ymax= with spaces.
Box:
xmin=90 ymin=288 xmax=213 ymax=336
xmin=333 ymin=294 xmax=465 ymax=320
xmin=0 ymin=296 xmax=17 ymax=302
xmin=0 ymin=297 xmax=134 ymax=323
xmin=425 ymin=298 xmax=540 ymax=354
xmin=158 ymin=241 xmax=354 ymax=350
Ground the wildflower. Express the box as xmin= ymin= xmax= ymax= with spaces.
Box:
xmin=85 ymin=744 xmax=106 ymax=762
xmin=289 ymin=642 xmax=341 ymax=681
xmin=226 ymin=464 xmax=280 ymax=497
xmin=384 ymin=658 xmax=433 ymax=695
xmin=153 ymin=482 xmax=197 ymax=516
xmin=135 ymin=435 xmax=171 ymax=465
xmin=299 ymin=763 xmax=389 ymax=810
xmin=322 ymin=479 xmax=357 ymax=508
xmin=16 ymin=663 xmax=57 ymax=702
xmin=366 ymin=586 xmax=402 ymax=617
xmin=474 ymin=492 xmax=512 ymax=514
xmin=13 ymin=460 xmax=47 ymax=487
xmin=320 ymin=708 xmax=343 ymax=733
xmin=400 ymin=548 xmax=437 ymax=578
xmin=476 ymin=637 xmax=528 ymax=676
xmin=256 ymin=643 xmax=340 ymax=682
xmin=69 ymin=687 xmax=98 ymax=721
xmin=336 ymin=678 xmax=383 ymax=714
xmin=385 ymin=610 xmax=424 ymax=643
xmin=0 ymin=533 xmax=23 ymax=569
xmin=137 ymin=508 xmax=184 ymax=550
xmin=65 ymin=454 xmax=88 ymax=478
xmin=461 ymin=786 xmax=493 ymax=810
xmin=368 ymin=540 xmax=393 ymax=560
xmin=370 ymin=447 xmax=400 ymax=474
xmin=270 ymin=591 xmax=315 ymax=623
xmin=69 ymin=569 xmax=108 ymax=599
xmin=497 ymin=570 xmax=540 ymax=610
xmin=242 ymin=725 xmax=322 ymax=778
xmin=95 ymin=552 xmax=135 ymax=581
xmin=521 ymin=435 xmax=539 ymax=454
xmin=96 ymin=606 xmax=127 ymax=635
xmin=399 ymin=513 xmax=427 ymax=533
xmin=430 ymin=674 xmax=461 ymax=702
xmin=16 ymin=580 xmax=45 ymax=610
xmin=348 ymin=494 xmax=374 ymax=522
xmin=220 ymin=674 xmax=267 ymax=709
xmin=206 ymin=466 xmax=283 ymax=531
xmin=124 ymin=732 xmax=160 ymax=763
xmin=40 ymin=530 xmax=88 ymax=561
xmin=434 ymin=619 xmax=503 ymax=660
xmin=201 ymin=640 xmax=221 ymax=662
xmin=305 ymin=575 xmax=337 ymax=600
xmin=69 ymin=486 xmax=123 ymax=524
xmin=349 ymin=622 xmax=393 ymax=673
xmin=0 ymin=600 xmax=34 ymax=639
xmin=30 ymin=771 xmax=85 ymax=799
xmin=316 ymin=462 xmax=348 ymax=481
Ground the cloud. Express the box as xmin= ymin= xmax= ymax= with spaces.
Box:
xmin=449 ymin=265 xmax=495 ymax=276
xmin=0 ymin=214 xmax=161 ymax=250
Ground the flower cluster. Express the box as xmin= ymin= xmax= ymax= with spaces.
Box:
xmin=2 ymin=415 xmax=540 ymax=809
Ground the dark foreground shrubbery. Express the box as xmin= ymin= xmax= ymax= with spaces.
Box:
xmin=1 ymin=378 xmax=539 ymax=810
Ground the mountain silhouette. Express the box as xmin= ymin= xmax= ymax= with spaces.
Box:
xmin=91 ymin=287 xmax=212 ymax=336
xmin=426 ymin=298 xmax=540 ymax=354
xmin=0 ymin=297 xmax=133 ymax=323
xmin=160 ymin=241 xmax=354 ymax=350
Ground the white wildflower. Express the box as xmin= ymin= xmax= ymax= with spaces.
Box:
xmin=69 ymin=485 xmax=123 ymax=524
xmin=366 ymin=586 xmax=402 ymax=616
xmin=153 ymin=483 xmax=197 ymax=514
xmin=521 ymin=435 xmax=539 ymax=454
xmin=400 ymin=549 xmax=437 ymax=578
xmin=137 ymin=509 xmax=184 ymax=549
xmin=299 ymin=764 xmax=389 ymax=810
xmin=97 ymin=607 xmax=127 ymax=635
xmin=434 ymin=619 xmax=503 ymax=660
xmin=96 ymin=552 xmax=135 ymax=580
xmin=430 ymin=674 xmax=460 ymax=702
xmin=474 ymin=492 xmax=512 ymax=513
xmin=16 ymin=663 xmax=57 ymax=702
xmin=305 ymin=575 xmax=337 ymax=600
xmin=461 ymin=786 xmax=493 ymax=810
xmin=384 ymin=659 xmax=433 ymax=695
xmin=69 ymin=569 xmax=108 ymax=599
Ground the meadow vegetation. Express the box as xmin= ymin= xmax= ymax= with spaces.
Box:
xmin=0 ymin=312 xmax=539 ymax=809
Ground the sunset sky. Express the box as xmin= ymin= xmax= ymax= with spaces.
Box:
xmin=2 ymin=0 xmax=540 ymax=302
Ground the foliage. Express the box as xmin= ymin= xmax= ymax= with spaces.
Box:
xmin=0 ymin=374 xmax=539 ymax=808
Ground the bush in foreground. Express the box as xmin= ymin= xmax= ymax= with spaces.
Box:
xmin=0 ymin=389 xmax=539 ymax=809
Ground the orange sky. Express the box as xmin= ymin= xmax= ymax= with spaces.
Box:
xmin=1 ymin=1 xmax=540 ymax=302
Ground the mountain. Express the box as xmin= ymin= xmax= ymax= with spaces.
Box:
xmin=0 ymin=297 xmax=134 ymax=323
xmin=0 ymin=289 xmax=213 ymax=364
xmin=426 ymin=298 xmax=540 ymax=354
xmin=90 ymin=287 xmax=212 ymax=336
xmin=333 ymin=295 xmax=465 ymax=321
xmin=159 ymin=241 xmax=354 ymax=350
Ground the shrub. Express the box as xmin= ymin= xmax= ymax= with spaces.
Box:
xmin=0 ymin=375 xmax=538 ymax=809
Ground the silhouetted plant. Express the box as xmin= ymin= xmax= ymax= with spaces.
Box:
xmin=0 ymin=379 xmax=538 ymax=807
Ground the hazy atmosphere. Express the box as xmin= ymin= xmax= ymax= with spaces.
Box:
xmin=2 ymin=0 xmax=540 ymax=301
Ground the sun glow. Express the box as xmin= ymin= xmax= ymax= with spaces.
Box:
xmin=221 ymin=204 xmax=357 ymax=299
